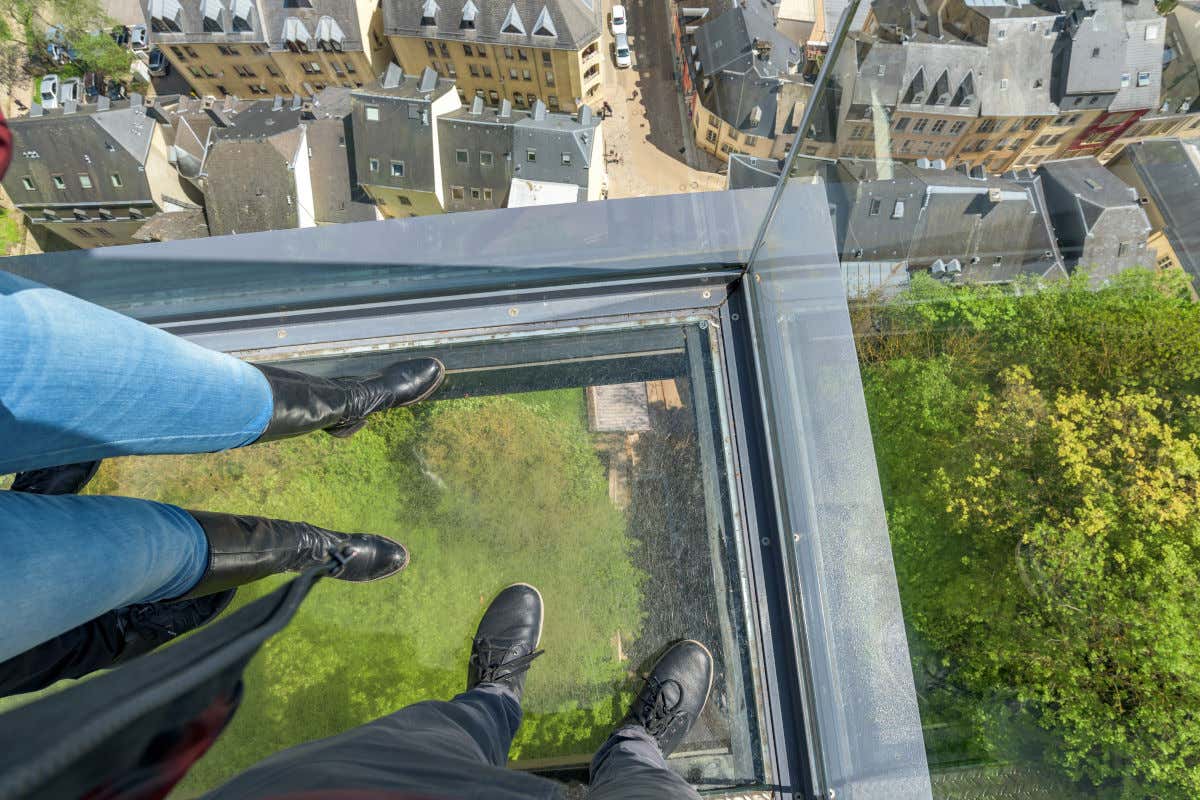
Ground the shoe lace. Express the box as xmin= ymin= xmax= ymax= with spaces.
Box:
xmin=636 ymin=676 xmax=687 ymax=738
xmin=470 ymin=637 xmax=544 ymax=684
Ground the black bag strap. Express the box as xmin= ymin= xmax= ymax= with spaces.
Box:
xmin=0 ymin=564 xmax=332 ymax=800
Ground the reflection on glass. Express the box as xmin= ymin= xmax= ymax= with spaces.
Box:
xmin=752 ymin=0 xmax=1200 ymax=794
xmin=63 ymin=343 xmax=761 ymax=797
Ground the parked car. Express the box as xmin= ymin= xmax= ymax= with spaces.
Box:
xmin=39 ymin=74 xmax=59 ymax=108
xmin=615 ymin=33 xmax=631 ymax=68
xmin=83 ymin=71 xmax=101 ymax=98
xmin=611 ymin=4 xmax=627 ymax=36
xmin=111 ymin=25 xmax=130 ymax=47
xmin=130 ymin=24 xmax=148 ymax=50
xmin=107 ymin=80 xmax=125 ymax=101
xmin=59 ymin=77 xmax=81 ymax=105
xmin=45 ymin=25 xmax=76 ymax=65
xmin=148 ymin=47 xmax=169 ymax=77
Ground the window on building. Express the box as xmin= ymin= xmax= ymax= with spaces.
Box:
xmin=447 ymin=63 xmax=457 ymax=77
xmin=514 ymin=91 xmax=525 ymax=106
xmin=542 ymin=51 xmax=552 ymax=66
xmin=202 ymin=65 xmax=216 ymax=77
xmin=996 ymin=27 xmax=1006 ymax=39
xmin=477 ymin=46 xmax=486 ymax=56
xmin=471 ymin=187 xmax=481 ymax=199
xmin=456 ymin=149 xmax=469 ymax=164
xmin=546 ymin=71 xmax=554 ymax=86
xmin=345 ymin=60 xmax=356 ymax=74
xmin=949 ymin=120 xmax=966 ymax=134
xmin=426 ymin=40 xmax=436 ymax=57
xmin=470 ymin=64 xmax=480 ymax=77
xmin=52 ymin=175 xmax=65 ymax=189
xmin=369 ymin=158 xmax=380 ymax=172
xmin=303 ymin=62 xmax=322 ymax=74
xmin=1010 ymin=119 xmax=1025 ymax=132
xmin=850 ymin=125 xmax=868 ymax=140
xmin=891 ymin=200 xmax=905 ymax=218
xmin=504 ymin=46 xmax=514 ymax=59
xmin=480 ymin=150 xmax=494 ymax=166
xmin=894 ymin=116 xmax=910 ymax=132
xmin=705 ymin=129 xmax=718 ymax=144
xmin=72 ymin=227 xmax=92 ymax=239
xmin=483 ymin=187 xmax=493 ymax=201
xmin=332 ymin=62 xmax=345 ymax=77
xmin=1089 ymin=95 xmax=1100 ymax=105
xmin=1146 ymin=25 xmax=1158 ymax=40
xmin=451 ymin=186 xmax=465 ymax=200
xmin=868 ymin=198 xmax=881 ymax=216
xmin=930 ymin=119 xmax=946 ymax=133
xmin=366 ymin=105 xmax=380 ymax=121
xmin=266 ymin=63 xmax=281 ymax=76
xmin=21 ymin=176 xmax=34 ymax=191
xmin=526 ymin=148 xmax=537 ymax=162
xmin=280 ymin=83 xmax=293 ymax=94
xmin=978 ymin=119 xmax=998 ymax=133
xmin=397 ymin=195 xmax=412 ymax=206
xmin=250 ymin=44 xmax=264 ymax=55
xmin=912 ymin=118 xmax=928 ymax=132
xmin=488 ymin=89 xmax=499 ymax=102
xmin=744 ymin=135 xmax=757 ymax=147
xmin=1000 ymin=78 xmax=1009 ymax=90
xmin=719 ymin=143 xmax=735 ymax=155
xmin=1138 ymin=71 xmax=1152 ymax=87
xmin=464 ymin=43 xmax=474 ymax=56
xmin=526 ymin=92 xmax=536 ymax=106
xmin=185 ymin=46 xmax=199 ymax=58
xmin=170 ymin=45 xmax=186 ymax=60
xmin=483 ymin=66 xmax=493 ymax=78
xmin=548 ymin=95 xmax=559 ymax=109
xmin=517 ymin=48 xmax=527 ymax=60
xmin=1026 ymin=118 xmax=1041 ymax=131
xmin=522 ymin=69 xmax=531 ymax=81
xmin=439 ymin=42 xmax=450 ymax=57
xmin=510 ymin=67 xmax=518 ymax=80
xmin=391 ymin=161 xmax=405 ymax=177
xmin=561 ymin=152 xmax=571 ymax=165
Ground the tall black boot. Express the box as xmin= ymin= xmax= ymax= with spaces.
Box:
xmin=0 ymin=590 xmax=235 ymax=698
xmin=10 ymin=460 xmax=102 ymax=495
xmin=254 ymin=357 xmax=445 ymax=443
xmin=176 ymin=510 xmax=410 ymax=599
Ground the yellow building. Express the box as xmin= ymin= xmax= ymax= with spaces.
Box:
xmin=144 ymin=0 xmax=393 ymax=98
xmin=381 ymin=0 xmax=602 ymax=113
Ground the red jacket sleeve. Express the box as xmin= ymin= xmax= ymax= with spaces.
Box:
xmin=0 ymin=107 xmax=12 ymax=180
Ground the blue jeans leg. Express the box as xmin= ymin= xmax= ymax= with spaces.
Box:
xmin=588 ymin=724 xmax=701 ymax=800
xmin=0 ymin=493 xmax=208 ymax=662
xmin=0 ymin=270 xmax=273 ymax=475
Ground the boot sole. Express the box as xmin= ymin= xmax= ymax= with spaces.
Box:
xmin=328 ymin=358 xmax=448 ymax=439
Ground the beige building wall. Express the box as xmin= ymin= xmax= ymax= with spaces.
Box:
xmin=271 ymin=47 xmax=376 ymax=95
xmin=693 ymin=103 xmax=773 ymax=162
xmin=1099 ymin=113 xmax=1200 ymax=162
xmin=948 ymin=115 xmax=1055 ymax=172
xmin=162 ymin=42 xmax=277 ymax=97
xmin=387 ymin=36 xmax=600 ymax=112
xmin=364 ymin=184 xmax=444 ymax=217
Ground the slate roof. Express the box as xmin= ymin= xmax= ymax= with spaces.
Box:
xmin=1116 ymin=138 xmax=1200 ymax=280
xmin=836 ymin=159 xmax=1066 ymax=283
xmin=726 ymin=153 xmax=784 ymax=189
xmin=1161 ymin=2 xmax=1200 ymax=113
xmin=351 ymin=68 xmax=458 ymax=195
xmin=693 ymin=0 xmax=805 ymax=136
xmin=133 ymin=208 xmax=211 ymax=241
xmin=306 ymin=115 xmax=378 ymax=224
xmin=1061 ymin=2 xmax=1125 ymax=96
xmin=258 ymin=0 xmax=367 ymax=53
xmin=978 ymin=16 xmax=1058 ymax=116
xmin=140 ymin=0 xmax=267 ymax=43
xmin=3 ymin=99 xmax=156 ymax=210
xmin=382 ymin=0 xmax=601 ymax=48
xmin=862 ymin=39 xmax=987 ymax=116
xmin=1036 ymin=156 xmax=1153 ymax=281
xmin=436 ymin=99 xmax=599 ymax=209
xmin=1109 ymin=0 xmax=1165 ymax=112
xmin=202 ymin=137 xmax=300 ymax=235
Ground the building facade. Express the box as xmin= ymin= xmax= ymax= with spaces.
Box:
xmin=382 ymin=0 xmax=602 ymax=113
xmin=143 ymin=0 xmax=393 ymax=99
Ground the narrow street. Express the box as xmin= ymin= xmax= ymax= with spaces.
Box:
xmin=596 ymin=0 xmax=725 ymax=198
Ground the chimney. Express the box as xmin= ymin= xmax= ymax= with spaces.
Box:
xmin=291 ymin=94 xmax=302 ymax=110
xmin=988 ymin=187 xmax=1003 ymax=202
xmin=301 ymin=100 xmax=315 ymax=119
xmin=752 ymin=37 xmax=772 ymax=60
xmin=144 ymin=95 xmax=168 ymax=123
xmin=203 ymin=95 xmax=231 ymax=127
xmin=927 ymin=0 xmax=945 ymax=38
xmin=499 ymin=98 xmax=513 ymax=119
xmin=579 ymin=104 xmax=593 ymax=126
xmin=471 ymin=95 xmax=484 ymax=115
xmin=532 ymin=99 xmax=547 ymax=120
xmin=272 ymin=95 xmax=284 ymax=111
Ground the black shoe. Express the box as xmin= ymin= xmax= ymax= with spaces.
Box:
xmin=467 ymin=583 xmax=544 ymax=702
xmin=175 ymin=510 xmax=410 ymax=599
xmin=254 ymin=357 xmax=446 ymax=443
xmin=10 ymin=460 xmax=102 ymax=495
xmin=115 ymin=589 xmax=238 ymax=665
xmin=622 ymin=640 xmax=714 ymax=758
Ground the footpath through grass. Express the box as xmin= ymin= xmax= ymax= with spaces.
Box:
xmin=81 ymin=388 xmax=644 ymax=797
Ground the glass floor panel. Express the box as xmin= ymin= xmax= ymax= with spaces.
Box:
xmin=5 ymin=323 xmax=766 ymax=797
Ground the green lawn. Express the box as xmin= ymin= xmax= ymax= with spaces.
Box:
xmin=74 ymin=388 xmax=644 ymax=797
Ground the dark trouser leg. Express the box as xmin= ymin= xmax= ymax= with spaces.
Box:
xmin=588 ymin=724 xmax=701 ymax=800
xmin=0 ymin=614 xmax=123 ymax=697
xmin=205 ymin=684 xmax=562 ymax=800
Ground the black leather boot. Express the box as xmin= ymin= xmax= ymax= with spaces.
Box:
xmin=467 ymin=583 xmax=544 ymax=703
xmin=10 ymin=460 xmax=102 ymax=495
xmin=254 ymin=357 xmax=445 ymax=443
xmin=176 ymin=510 xmax=409 ymax=599
xmin=621 ymin=640 xmax=714 ymax=757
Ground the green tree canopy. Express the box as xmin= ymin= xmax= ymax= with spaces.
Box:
xmin=859 ymin=270 xmax=1200 ymax=798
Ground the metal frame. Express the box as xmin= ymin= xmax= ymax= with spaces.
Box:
xmin=5 ymin=184 xmax=931 ymax=799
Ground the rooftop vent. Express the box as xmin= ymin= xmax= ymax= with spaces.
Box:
xmin=148 ymin=0 xmax=182 ymax=32
xmin=418 ymin=66 xmax=438 ymax=93
xmin=501 ymin=4 xmax=526 ymax=34
xmin=916 ymin=157 xmax=931 ymax=169
xmin=284 ymin=17 xmax=314 ymax=51
xmin=499 ymin=98 xmax=513 ymax=118
xmin=231 ymin=0 xmax=253 ymax=31
xmin=291 ymin=94 xmax=303 ymax=110
xmin=931 ymin=257 xmax=947 ymax=275
xmin=931 ymin=158 xmax=946 ymax=170
xmin=272 ymin=95 xmax=284 ymax=111
xmin=461 ymin=0 xmax=478 ymax=28
xmin=946 ymin=258 xmax=962 ymax=274
xmin=988 ymin=187 xmax=1003 ymax=202
xmin=579 ymin=105 xmax=593 ymax=126
xmin=532 ymin=99 xmax=548 ymax=120
xmin=969 ymin=165 xmax=986 ymax=179
xmin=315 ymin=16 xmax=346 ymax=51
xmin=471 ymin=95 xmax=484 ymax=115
xmin=420 ymin=0 xmax=439 ymax=26
xmin=382 ymin=62 xmax=403 ymax=89
xmin=533 ymin=5 xmax=557 ymax=37
xmin=748 ymin=105 xmax=762 ymax=126
xmin=201 ymin=0 xmax=223 ymax=31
